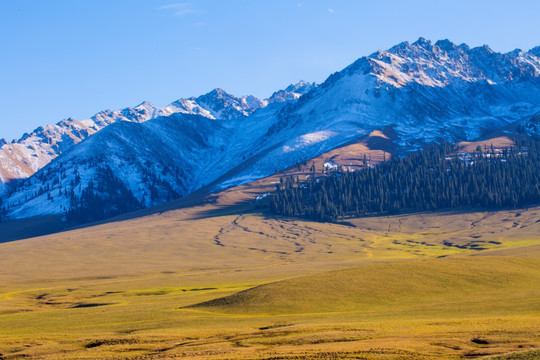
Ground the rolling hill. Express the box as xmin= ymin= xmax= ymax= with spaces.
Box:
xmin=189 ymin=256 xmax=540 ymax=315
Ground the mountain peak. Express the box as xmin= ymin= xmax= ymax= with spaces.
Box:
xmin=413 ymin=37 xmax=432 ymax=48
xmin=206 ymin=88 xmax=232 ymax=98
xmin=195 ymin=88 xmax=263 ymax=119
xmin=198 ymin=88 xmax=238 ymax=104
xmin=267 ymin=81 xmax=317 ymax=104
xmin=530 ymin=46 xmax=540 ymax=57
xmin=135 ymin=101 xmax=155 ymax=108
xmin=388 ymin=41 xmax=411 ymax=54
xmin=457 ymin=43 xmax=470 ymax=51
xmin=471 ymin=44 xmax=494 ymax=54
xmin=284 ymin=81 xmax=317 ymax=94
xmin=435 ymin=39 xmax=457 ymax=52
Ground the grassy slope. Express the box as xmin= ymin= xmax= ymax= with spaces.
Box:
xmin=190 ymin=256 xmax=540 ymax=315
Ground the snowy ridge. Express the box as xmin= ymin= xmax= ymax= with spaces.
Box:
xmin=0 ymin=82 xmax=314 ymax=195
xmin=531 ymin=46 xmax=540 ymax=58
xmin=266 ymin=81 xmax=317 ymax=104
xmin=0 ymin=101 xmax=164 ymax=193
xmin=267 ymin=38 xmax=540 ymax=142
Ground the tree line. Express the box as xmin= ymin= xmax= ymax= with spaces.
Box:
xmin=268 ymin=138 xmax=540 ymax=221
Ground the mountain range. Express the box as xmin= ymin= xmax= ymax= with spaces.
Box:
xmin=1 ymin=38 xmax=539 ymax=223
xmin=0 ymin=80 xmax=315 ymax=193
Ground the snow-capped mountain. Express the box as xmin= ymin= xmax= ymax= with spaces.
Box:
xmin=163 ymin=84 xmax=317 ymax=120
xmin=221 ymin=38 xmax=540 ymax=189
xmin=163 ymin=89 xmax=263 ymax=120
xmin=0 ymin=101 xmax=163 ymax=195
xmin=0 ymin=83 xmax=313 ymax=196
xmin=1 ymin=103 xmax=296 ymax=221
xmin=266 ymin=80 xmax=317 ymax=104
xmin=3 ymin=113 xmax=229 ymax=220
xmin=2 ymin=38 xmax=540 ymax=223
xmin=266 ymin=38 xmax=540 ymax=142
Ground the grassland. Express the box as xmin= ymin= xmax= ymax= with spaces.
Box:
xmin=0 ymin=135 xmax=539 ymax=359
xmin=0 ymin=196 xmax=539 ymax=359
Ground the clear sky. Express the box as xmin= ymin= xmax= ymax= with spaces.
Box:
xmin=1 ymin=0 xmax=539 ymax=141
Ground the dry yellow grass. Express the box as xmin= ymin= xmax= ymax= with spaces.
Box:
xmin=0 ymin=201 xmax=538 ymax=359
xmin=0 ymin=135 xmax=538 ymax=359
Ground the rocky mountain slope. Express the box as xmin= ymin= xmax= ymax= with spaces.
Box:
xmin=212 ymin=38 xmax=540 ymax=191
xmin=1 ymin=38 xmax=539 ymax=223
xmin=0 ymin=83 xmax=316 ymax=196
xmin=0 ymin=101 xmax=161 ymax=195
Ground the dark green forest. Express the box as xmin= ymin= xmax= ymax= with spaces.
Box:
xmin=268 ymin=138 xmax=540 ymax=221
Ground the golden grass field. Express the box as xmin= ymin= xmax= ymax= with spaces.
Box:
xmin=0 ymin=198 xmax=539 ymax=359
xmin=0 ymin=135 xmax=539 ymax=359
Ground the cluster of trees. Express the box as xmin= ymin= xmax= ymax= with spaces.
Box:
xmin=139 ymin=160 xmax=182 ymax=206
xmin=268 ymin=138 xmax=540 ymax=221
xmin=516 ymin=115 xmax=539 ymax=135
xmin=65 ymin=165 xmax=141 ymax=224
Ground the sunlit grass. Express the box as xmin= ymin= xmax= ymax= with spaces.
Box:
xmin=0 ymin=205 xmax=539 ymax=358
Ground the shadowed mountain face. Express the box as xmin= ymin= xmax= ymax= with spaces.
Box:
xmin=1 ymin=38 xmax=539 ymax=223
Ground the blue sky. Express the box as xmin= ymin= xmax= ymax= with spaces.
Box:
xmin=1 ymin=0 xmax=539 ymax=141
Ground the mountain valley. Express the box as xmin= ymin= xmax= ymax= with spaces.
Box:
xmin=0 ymin=38 xmax=539 ymax=359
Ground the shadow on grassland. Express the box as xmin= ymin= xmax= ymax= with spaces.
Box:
xmin=0 ymin=186 xmax=253 ymax=243
xmin=0 ymin=214 xmax=66 ymax=243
